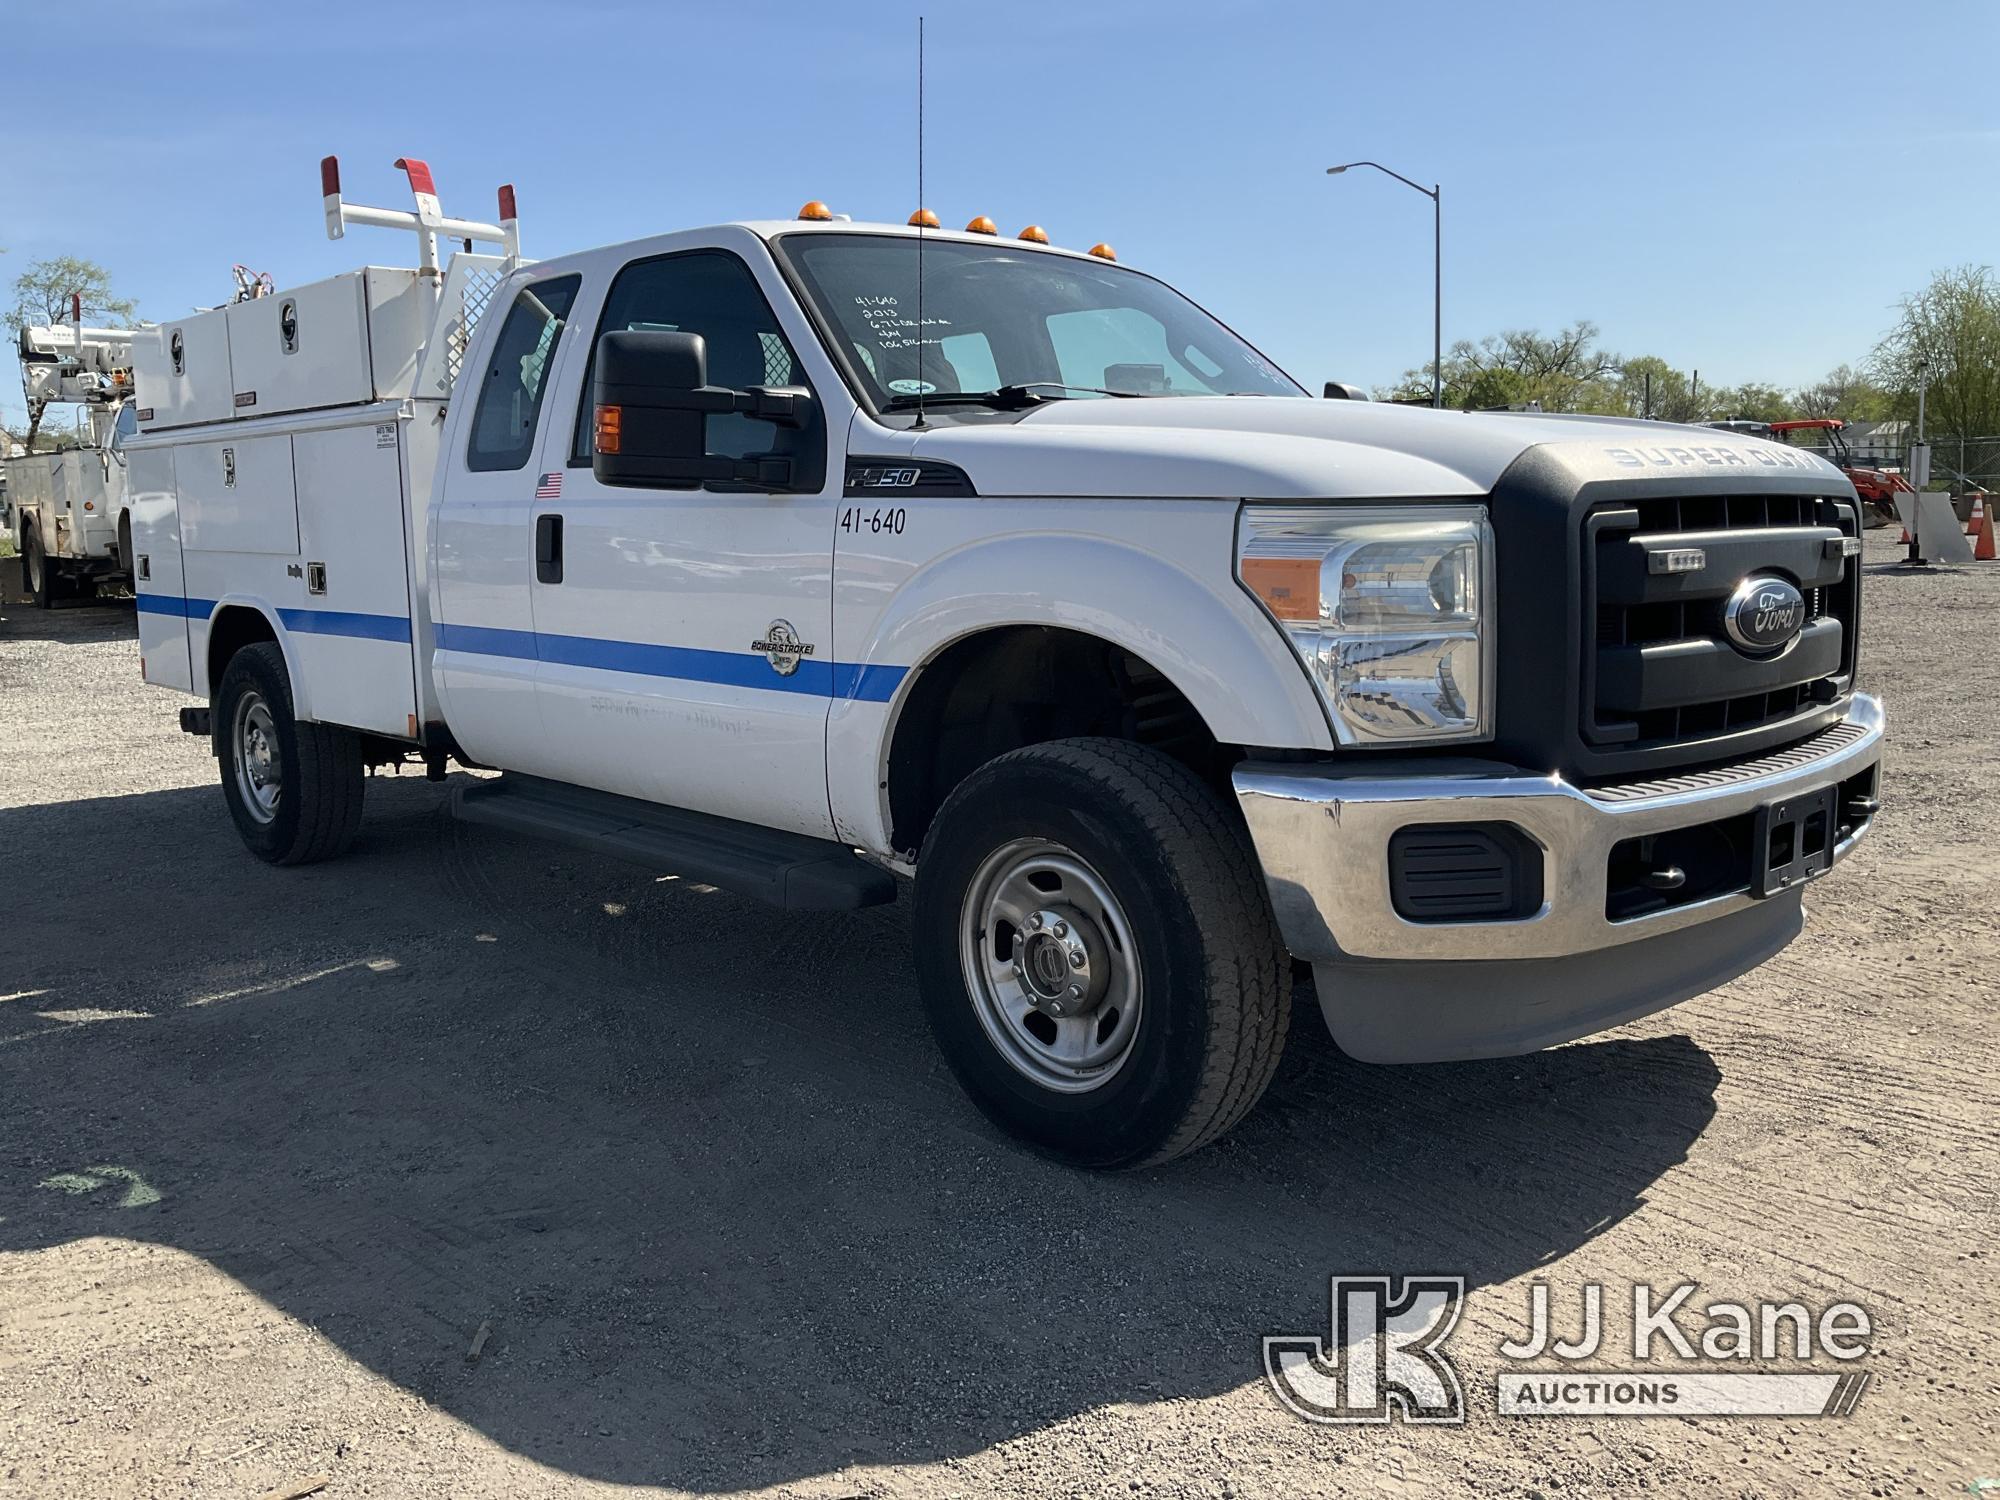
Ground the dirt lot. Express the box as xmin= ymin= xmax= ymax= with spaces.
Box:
xmin=0 ymin=537 xmax=1994 ymax=1499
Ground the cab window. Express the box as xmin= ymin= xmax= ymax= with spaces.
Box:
xmin=571 ymin=249 xmax=818 ymax=485
xmin=465 ymin=275 xmax=581 ymax=472
xmin=1046 ymin=306 xmax=1212 ymax=394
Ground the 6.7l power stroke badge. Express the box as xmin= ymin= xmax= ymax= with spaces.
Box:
xmin=753 ymin=620 xmax=815 ymax=676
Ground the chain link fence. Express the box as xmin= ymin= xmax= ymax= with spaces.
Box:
xmin=1776 ymin=432 xmax=2000 ymax=494
xmin=1905 ymin=435 xmax=2000 ymax=494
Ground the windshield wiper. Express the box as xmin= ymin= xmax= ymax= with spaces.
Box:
xmin=884 ymin=382 xmax=1156 ymax=412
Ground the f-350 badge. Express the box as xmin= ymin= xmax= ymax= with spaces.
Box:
xmin=753 ymin=620 xmax=815 ymax=676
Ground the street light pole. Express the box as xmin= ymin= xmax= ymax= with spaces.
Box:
xmin=1327 ymin=160 xmax=1443 ymax=408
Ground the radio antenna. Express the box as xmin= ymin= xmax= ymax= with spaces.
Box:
xmin=913 ymin=14 xmax=928 ymax=431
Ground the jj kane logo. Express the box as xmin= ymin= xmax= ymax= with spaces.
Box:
xmin=1264 ymin=1276 xmax=1467 ymax=1425
xmin=1266 ymin=1277 xmax=1876 ymax=1425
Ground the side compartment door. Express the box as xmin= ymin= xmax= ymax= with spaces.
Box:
xmin=292 ymin=420 xmax=420 ymax=738
xmin=128 ymin=443 xmax=193 ymax=691
xmin=530 ymin=243 xmax=839 ymax=837
xmin=430 ymin=273 xmax=582 ymax=773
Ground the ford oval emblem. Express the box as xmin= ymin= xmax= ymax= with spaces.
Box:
xmin=1723 ymin=575 xmax=1807 ymax=656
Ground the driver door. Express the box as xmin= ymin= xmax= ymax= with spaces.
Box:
xmin=528 ymin=238 xmax=843 ymax=840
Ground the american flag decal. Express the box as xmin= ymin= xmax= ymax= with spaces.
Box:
xmin=534 ymin=471 xmax=563 ymax=499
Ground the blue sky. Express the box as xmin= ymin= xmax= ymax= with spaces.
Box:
xmin=5 ymin=0 xmax=1996 ymax=425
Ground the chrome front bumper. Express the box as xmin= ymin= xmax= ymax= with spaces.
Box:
xmin=1234 ymin=694 xmax=1884 ymax=964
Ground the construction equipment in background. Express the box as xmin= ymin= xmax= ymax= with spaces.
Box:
xmin=1764 ymin=419 xmax=1913 ymax=528
xmin=6 ymin=296 xmax=142 ymax=606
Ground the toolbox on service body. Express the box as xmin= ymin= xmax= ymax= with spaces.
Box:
xmin=133 ymin=267 xmax=433 ymax=432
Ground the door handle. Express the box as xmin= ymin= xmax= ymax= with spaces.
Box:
xmin=535 ymin=514 xmax=563 ymax=584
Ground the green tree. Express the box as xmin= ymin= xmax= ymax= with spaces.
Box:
xmin=12 ymin=256 xmax=138 ymax=448
xmin=1794 ymin=363 xmax=1890 ymax=422
xmin=1706 ymin=381 xmax=1797 ymax=424
xmin=1610 ymin=355 xmax=1705 ymax=422
xmin=1872 ymin=265 xmax=2000 ymax=475
xmin=1386 ymin=321 xmax=1621 ymax=411
xmin=11 ymin=255 xmax=136 ymax=330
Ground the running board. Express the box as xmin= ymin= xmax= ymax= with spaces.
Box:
xmin=452 ymin=774 xmax=897 ymax=910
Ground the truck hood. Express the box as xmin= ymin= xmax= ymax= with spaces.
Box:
xmin=899 ymin=397 xmax=1846 ymax=499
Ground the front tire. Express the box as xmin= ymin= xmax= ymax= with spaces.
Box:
xmin=914 ymin=738 xmax=1289 ymax=1168
xmin=215 ymin=642 xmax=366 ymax=865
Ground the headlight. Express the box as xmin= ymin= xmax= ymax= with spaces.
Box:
xmin=1237 ymin=504 xmax=1493 ymax=744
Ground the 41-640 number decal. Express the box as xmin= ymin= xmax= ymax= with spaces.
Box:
xmin=839 ymin=506 xmax=908 ymax=536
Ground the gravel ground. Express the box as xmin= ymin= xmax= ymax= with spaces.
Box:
xmin=0 ymin=536 xmax=1994 ymax=1499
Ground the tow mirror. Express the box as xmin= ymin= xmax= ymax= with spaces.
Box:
xmin=1323 ymin=381 xmax=1368 ymax=401
xmin=590 ymin=329 xmax=810 ymax=489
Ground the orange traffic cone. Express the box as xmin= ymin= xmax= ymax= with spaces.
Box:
xmin=1966 ymin=494 xmax=1985 ymax=537
xmin=1977 ymin=501 xmax=1997 ymax=561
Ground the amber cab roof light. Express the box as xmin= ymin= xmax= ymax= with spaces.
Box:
xmin=907 ymin=207 xmax=941 ymax=228
xmin=1018 ymin=225 xmax=1050 ymax=244
xmin=1087 ymin=243 xmax=1116 ymax=261
xmin=965 ymin=215 xmax=998 ymax=235
xmin=797 ymin=200 xmax=835 ymax=221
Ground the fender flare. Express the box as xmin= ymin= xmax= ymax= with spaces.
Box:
xmin=198 ymin=595 xmax=315 ymax=722
xmin=858 ymin=532 xmax=1333 ymax=756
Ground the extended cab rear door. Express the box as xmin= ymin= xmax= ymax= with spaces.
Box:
xmin=432 ymin=271 xmax=584 ymax=776
xmin=525 ymin=230 xmax=850 ymax=839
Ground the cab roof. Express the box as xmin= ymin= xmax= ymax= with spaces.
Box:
xmin=734 ymin=217 xmax=1113 ymax=263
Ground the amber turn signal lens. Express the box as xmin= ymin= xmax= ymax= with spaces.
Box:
xmin=1018 ymin=225 xmax=1050 ymax=244
xmin=965 ymin=215 xmax=998 ymax=235
xmin=1088 ymin=243 xmax=1116 ymax=261
xmin=797 ymin=200 xmax=835 ymax=221
xmin=1240 ymin=556 xmax=1321 ymax=622
xmin=908 ymin=207 xmax=941 ymax=228
xmin=594 ymin=404 xmax=623 ymax=455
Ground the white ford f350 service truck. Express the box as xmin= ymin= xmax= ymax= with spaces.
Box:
xmin=128 ymin=158 xmax=1884 ymax=1166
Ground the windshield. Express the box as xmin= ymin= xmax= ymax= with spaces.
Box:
xmin=777 ymin=233 xmax=1305 ymax=411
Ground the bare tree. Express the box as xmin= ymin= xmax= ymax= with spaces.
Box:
xmin=1795 ymin=363 xmax=1887 ymax=421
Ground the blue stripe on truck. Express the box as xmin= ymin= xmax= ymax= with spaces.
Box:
xmin=135 ymin=593 xmax=211 ymax=618
xmin=275 ymin=608 xmax=412 ymax=643
xmin=136 ymin=594 xmax=411 ymax=643
xmin=134 ymin=597 xmax=905 ymax=702
xmin=436 ymin=621 xmax=906 ymax=702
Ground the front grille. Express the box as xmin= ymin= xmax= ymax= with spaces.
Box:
xmin=1583 ymin=493 xmax=1859 ymax=758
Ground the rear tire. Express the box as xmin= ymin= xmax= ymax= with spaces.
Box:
xmin=913 ymin=738 xmax=1289 ymax=1169
xmin=214 ymin=642 xmax=366 ymax=865
xmin=23 ymin=527 xmax=56 ymax=609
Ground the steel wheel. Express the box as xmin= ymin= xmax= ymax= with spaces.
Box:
xmin=231 ymin=689 xmax=283 ymax=825
xmin=23 ymin=536 xmax=43 ymax=596
xmin=958 ymin=837 xmax=1144 ymax=1094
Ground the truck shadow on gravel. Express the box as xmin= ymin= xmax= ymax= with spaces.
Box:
xmin=0 ymin=778 xmax=1721 ymax=1491
xmin=0 ymin=597 xmax=137 ymax=642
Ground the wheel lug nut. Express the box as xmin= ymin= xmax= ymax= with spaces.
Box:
xmin=1069 ymin=983 xmax=1083 ymax=998
xmin=1069 ymin=950 xmax=1085 ymax=968
xmin=1028 ymin=914 xmax=1043 ymax=930
xmin=1053 ymin=921 xmax=1068 ymax=938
